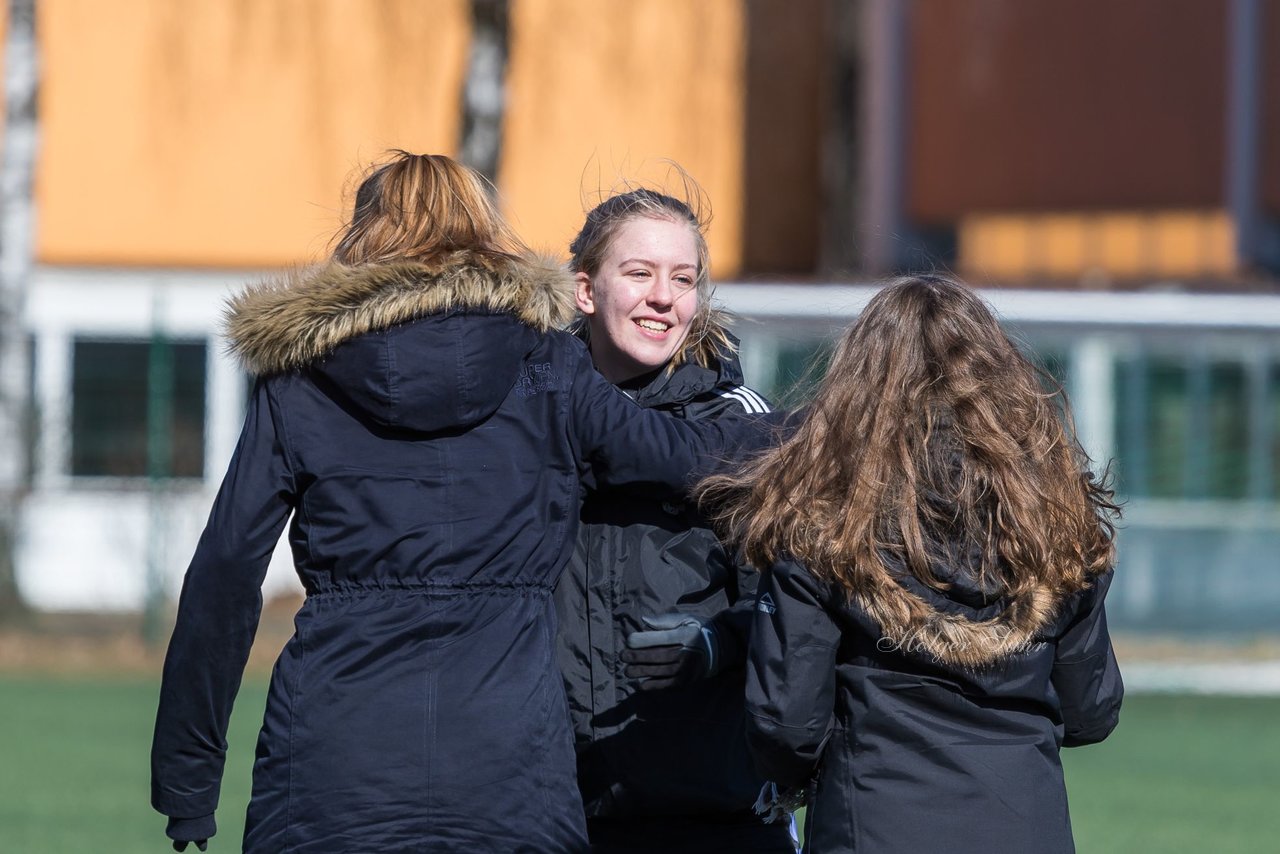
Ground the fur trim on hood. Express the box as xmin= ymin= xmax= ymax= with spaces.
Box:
xmin=224 ymin=251 xmax=576 ymax=375
xmin=855 ymin=571 xmax=1064 ymax=669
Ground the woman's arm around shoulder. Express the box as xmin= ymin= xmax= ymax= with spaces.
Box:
xmin=746 ymin=557 xmax=842 ymax=788
xmin=1051 ymin=569 xmax=1124 ymax=747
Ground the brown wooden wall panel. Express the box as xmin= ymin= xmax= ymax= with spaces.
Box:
xmin=908 ymin=0 xmax=1235 ymax=224
xmin=740 ymin=0 xmax=826 ymax=274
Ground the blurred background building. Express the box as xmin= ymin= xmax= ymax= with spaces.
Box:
xmin=0 ymin=0 xmax=1276 ymax=639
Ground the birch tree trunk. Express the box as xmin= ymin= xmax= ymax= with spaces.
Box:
xmin=0 ymin=0 xmax=39 ymax=617
xmin=458 ymin=0 xmax=510 ymax=186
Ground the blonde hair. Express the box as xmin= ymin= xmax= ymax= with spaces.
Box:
xmin=332 ymin=151 xmax=528 ymax=264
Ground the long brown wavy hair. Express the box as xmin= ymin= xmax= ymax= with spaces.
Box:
xmin=699 ymin=275 xmax=1120 ymax=607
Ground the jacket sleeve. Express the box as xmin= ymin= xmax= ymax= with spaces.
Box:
xmin=702 ymin=551 xmax=759 ymax=672
xmin=567 ymin=349 xmax=777 ymax=494
xmin=151 ymin=380 xmax=296 ymax=820
xmin=700 ymin=386 xmax=774 ymax=670
xmin=1051 ymin=569 xmax=1124 ymax=747
xmin=745 ymin=558 xmax=841 ymax=787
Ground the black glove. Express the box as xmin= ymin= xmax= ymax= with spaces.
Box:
xmin=166 ymin=814 xmax=214 ymax=851
xmin=622 ymin=614 xmax=720 ymax=690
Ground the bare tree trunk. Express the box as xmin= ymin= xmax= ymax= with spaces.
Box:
xmin=0 ymin=0 xmax=39 ymax=618
xmin=458 ymin=0 xmax=510 ymax=187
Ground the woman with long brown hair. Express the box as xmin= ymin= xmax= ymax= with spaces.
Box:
xmin=150 ymin=152 xmax=769 ymax=853
xmin=700 ymin=275 xmax=1123 ymax=853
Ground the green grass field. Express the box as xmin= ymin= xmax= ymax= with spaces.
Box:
xmin=1 ymin=677 xmax=1276 ymax=852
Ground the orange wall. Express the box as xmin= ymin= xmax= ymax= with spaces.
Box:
xmin=15 ymin=0 xmax=747 ymax=274
xmin=500 ymin=0 xmax=745 ymax=274
xmin=36 ymin=0 xmax=470 ymax=267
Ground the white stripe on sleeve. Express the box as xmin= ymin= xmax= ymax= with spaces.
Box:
xmin=719 ymin=389 xmax=762 ymax=413
xmin=736 ymin=385 xmax=772 ymax=413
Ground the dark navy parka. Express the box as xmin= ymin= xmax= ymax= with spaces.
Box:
xmin=150 ymin=255 xmax=769 ymax=853
xmin=748 ymin=554 xmax=1123 ymax=854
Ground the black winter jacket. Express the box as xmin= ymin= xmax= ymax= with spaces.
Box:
xmin=553 ymin=334 xmax=776 ymax=821
xmin=748 ymin=555 xmax=1123 ymax=854
xmin=149 ymin=254 xmax=769 ymax=854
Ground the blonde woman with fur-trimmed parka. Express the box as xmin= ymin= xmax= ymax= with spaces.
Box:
xmin=149 ymin=153 xmax=773 ymax=853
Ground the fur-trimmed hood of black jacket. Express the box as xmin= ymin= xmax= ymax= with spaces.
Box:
xmin=221 ymin=251 xmax=576 ymax=434
xmin=157 ymin=247 xmax=783 ymax=852
xmin=854 ymin=544 xmax=1067 ymax=669
xmin=224 ymin=250 xmax=576 ymax=376
xmin=746 ymin=557 xmax=1122 ymax=853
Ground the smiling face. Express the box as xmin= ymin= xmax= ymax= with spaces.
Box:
xmin=575 ymin=215 xmax=702 ymax=383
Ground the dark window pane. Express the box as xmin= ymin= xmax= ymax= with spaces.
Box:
xmin=25 ymin=334 xmax=38 ymax=484
xmin=72 ymin=341 xmax=147 ymax=476
xmin=1147 ymin=359 xmax=1188 ymax=498
xmin=171 ymin=343 xmax=207 ymax=478
xmin=71 ymin=339 xmax=206 ymax=478
xmin=1206 ymin=362 xmax=1248 ymax=499
xmin=1113 ymin=355 xmax=1149 ymax=497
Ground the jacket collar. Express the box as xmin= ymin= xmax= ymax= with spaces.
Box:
xmin=572 ymin=318 xmax=744 ymax=408
xmin=224 ymin=250 xmax=575 ymax=375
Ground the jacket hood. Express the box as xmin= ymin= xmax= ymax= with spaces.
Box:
xmin=855 ymin=548 xmax=1066 ymax=669
xmin=312 ymin=312 xmax=541 ymax=432
xmin=223 ymin=252 xmax=575 ymax=432
xmin=224 ymin=251 xmax=575 ymax=376
xmin=835 ymin=443 xmax=1073 ymax=669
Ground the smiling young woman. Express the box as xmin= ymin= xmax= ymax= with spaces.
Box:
xmin=553 ymin=183 xmax=792 ymax=853
xmin=573 ymin=214 xmax=701 ymax=382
